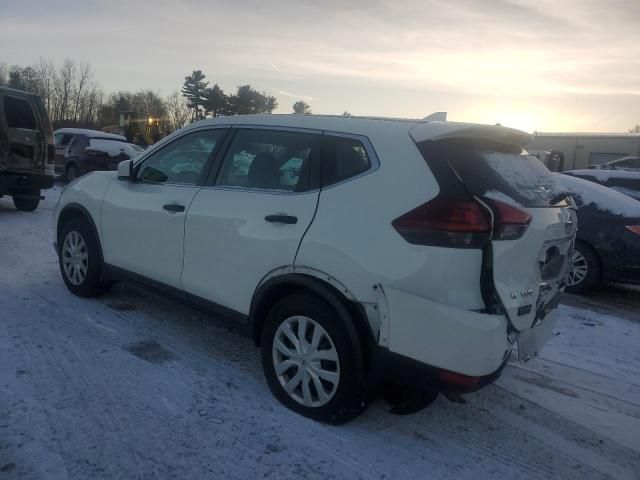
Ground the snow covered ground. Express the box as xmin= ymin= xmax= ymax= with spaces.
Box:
xmin=1 ymin=185 xmax=639 ymax=480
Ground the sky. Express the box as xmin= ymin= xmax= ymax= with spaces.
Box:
xmin=1 ymin=0 xmax=639 ymax=133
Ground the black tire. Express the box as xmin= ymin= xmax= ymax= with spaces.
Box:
xmin=58 ymin=217 xmax=112 ymax=297
xmin=565 ymin=242 xmax=600 ymax=294
xmin=12 ymin=190 xmax=40 ymax=212
xmin=261 ymin=293 xmax=368 ymax=424
xmin=66 ymin=163 xmax=79 ymax=182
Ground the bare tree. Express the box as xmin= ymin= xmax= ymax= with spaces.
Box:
xmin=36 ymin=58 xmax=57 ymax=114
xmin=166 ymin=91 xmax=190 ymax=131
xmin=0 ymin=63 xmax=7 ymax=86
xmin=56 ymin=59 xmax=76 ymax=121
xmin=72 ymin=61 xmax=92 ymax=122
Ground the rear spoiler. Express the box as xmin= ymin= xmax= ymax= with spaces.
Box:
xmin=410 ymin=122 xmax=532 ymax=148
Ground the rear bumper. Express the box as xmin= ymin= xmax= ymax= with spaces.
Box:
xmin=380 ymin=286 xmax=511 ymax=378
xmin=369 ymin=344 xmax=510 ymax=394
xmin=0 ymin=173 xmax=55 ymax=193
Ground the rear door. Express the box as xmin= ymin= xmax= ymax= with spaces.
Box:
xmin=0 ymin=93 xmax=43 ymax=175
xmin=441 ymin=139 xmax=577 ymax=331
xmin=181 ymin=127 xmax=321 ymax=315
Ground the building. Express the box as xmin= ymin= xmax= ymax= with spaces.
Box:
xmin=527 ymin=132 xmax=640 ymax=171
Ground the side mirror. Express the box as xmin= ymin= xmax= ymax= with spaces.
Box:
xmin=117 ymin=159 xmax=133 ymax=181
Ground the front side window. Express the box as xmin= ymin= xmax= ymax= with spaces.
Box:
xmin=3 ymin=96 xmax=37 ymax=130
xmin=323 ymin=135 xmax=372 ymax=186
xmin=215 ymin=129 xmax=321 ymax=192
xmin=137 ymin=129 xmax=225 ymax=185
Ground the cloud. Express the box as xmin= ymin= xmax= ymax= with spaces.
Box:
xmin=0 ymin=0 xmax=638 ymax=130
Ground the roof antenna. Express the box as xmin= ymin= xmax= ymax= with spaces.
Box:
xmin=423 ymin=112 xmax=447 ymax=121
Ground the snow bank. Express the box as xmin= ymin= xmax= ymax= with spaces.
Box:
xmin=555 ymin=173 xmax=640 ymax=217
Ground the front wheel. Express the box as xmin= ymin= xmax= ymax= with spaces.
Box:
xmin=565 ymin=242 xmax=600 ymax=294
xmin=58 ymin=217 xmax=112 ymax=297
xmin=261 ymin=294 xmax=368 ymax=424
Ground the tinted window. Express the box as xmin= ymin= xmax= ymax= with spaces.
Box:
xmin=420 ymin=138 xmax=565 ymax=207
xmin=3 ymin=96 xmax=37 ymax=130
xmin=323 ymin=135 xmax=371 ymax=186
xmin=137 ymin=129 xmax=224 ymax=185
xmin=215 ymin=129 xmax=321 ymax=192
xmin=88 ymin=138 xmax=141 ymax=159
xmin=55 ymin=133 xmax=74 ymax=146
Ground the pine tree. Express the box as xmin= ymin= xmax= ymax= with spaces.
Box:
xmin=203 ymin=84 xmax=228 ymax=117
xmin=181 ymin=70 xmax=208 ymax=121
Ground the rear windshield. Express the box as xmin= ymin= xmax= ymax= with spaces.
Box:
xmin=89 ymin=138 xmax=142 ymax=159
xmin=421 ymin=138 xmax=566 ymax=207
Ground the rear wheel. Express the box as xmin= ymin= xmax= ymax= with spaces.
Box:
xmin=58 ymin=217 xmax=112 ymax=297
xmin=66 ymin=163 xmax=79 ymax=182
xmin=12 ymin=189 xmax=40 ymax=212
xmin=566 ymin=242 xmax=600 ymax=294
xmin=261 ymin=293 xmax=368 ymax=424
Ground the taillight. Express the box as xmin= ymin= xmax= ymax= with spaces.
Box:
xmin=47 ymin=144 xmax=55 ymax=164
xmin=392 ymin=196 xmax=491 ymax=248
xmin=437 ymin=370 xmax=480 ymax=388
xmin=626 ymin=226 xmax=640 ymax=235
xmin=485 ymin=199 xmax=532 ymax=241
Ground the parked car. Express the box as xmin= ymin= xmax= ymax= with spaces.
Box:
xmin=564 ymin=169 xmax=640 ymax=201
xmin=588 ymin=156 xmax=640 ymax=171
xmin=54 ymin=128 xmax=144 ymax=181
xmin=54 ymin=115 xmax=576 ymax=423
xmin=556 ymin=173 xmax=640 ymax=293
xmin=0 ymin=87 xmax=55 ymax=211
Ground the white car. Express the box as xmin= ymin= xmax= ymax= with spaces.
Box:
xmin=53 ymin=115 xmax=576 ymax=423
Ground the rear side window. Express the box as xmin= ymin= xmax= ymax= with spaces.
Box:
xmin=215 ymin=129 xmax=321 ymax=192
xmin=3 ymin=96 xmax=37 ymax=130
xmin=323 ymin=135 xmax=371 ymax=186
xmin=55 ymin=133 xmax=74 ymax=146
xmin=420 ymin=138 xmax=565 ymax=207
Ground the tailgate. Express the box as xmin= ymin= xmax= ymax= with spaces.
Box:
xmin=492 ymin=205 xmax=576 ymax=330
xmin=417 ymin=134 xmax=578 ymax=331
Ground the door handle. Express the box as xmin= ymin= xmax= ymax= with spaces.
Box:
xmin=163 ymin=203 xmax=185 ymax=213
xmin=265 ymin=214 xmax=297 ymax=224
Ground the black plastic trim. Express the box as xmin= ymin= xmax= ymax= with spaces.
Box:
xmin=249 ymin=273 xmax=375 ymax=352
xmin=369 ymin=346 xmax=510 ymax=394
xmin=56 ymin=203 xmax=103 ymax=261
xmin=103 ymin=264 xmax=250 ymax=332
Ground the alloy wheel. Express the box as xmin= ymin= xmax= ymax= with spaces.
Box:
xmin=566 ymin=249 xmax=588 ymax=287
xmin=272 ymin=315 xmax=340 ymax=407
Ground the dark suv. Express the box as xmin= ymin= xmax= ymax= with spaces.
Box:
xmin=54 ymin=128 xmax=144 ymax=180
xmin=0 ymin=87 xmax=55 ymax=211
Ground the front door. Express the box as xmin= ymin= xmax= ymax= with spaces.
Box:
xmin=100 ymin=128 xmax=228 ymax=288
xmin=182 ymin=128 xmax=322 ymax=315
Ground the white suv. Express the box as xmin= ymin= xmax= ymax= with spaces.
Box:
xmin=54 ymin=115 xmax=576 ymax=423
